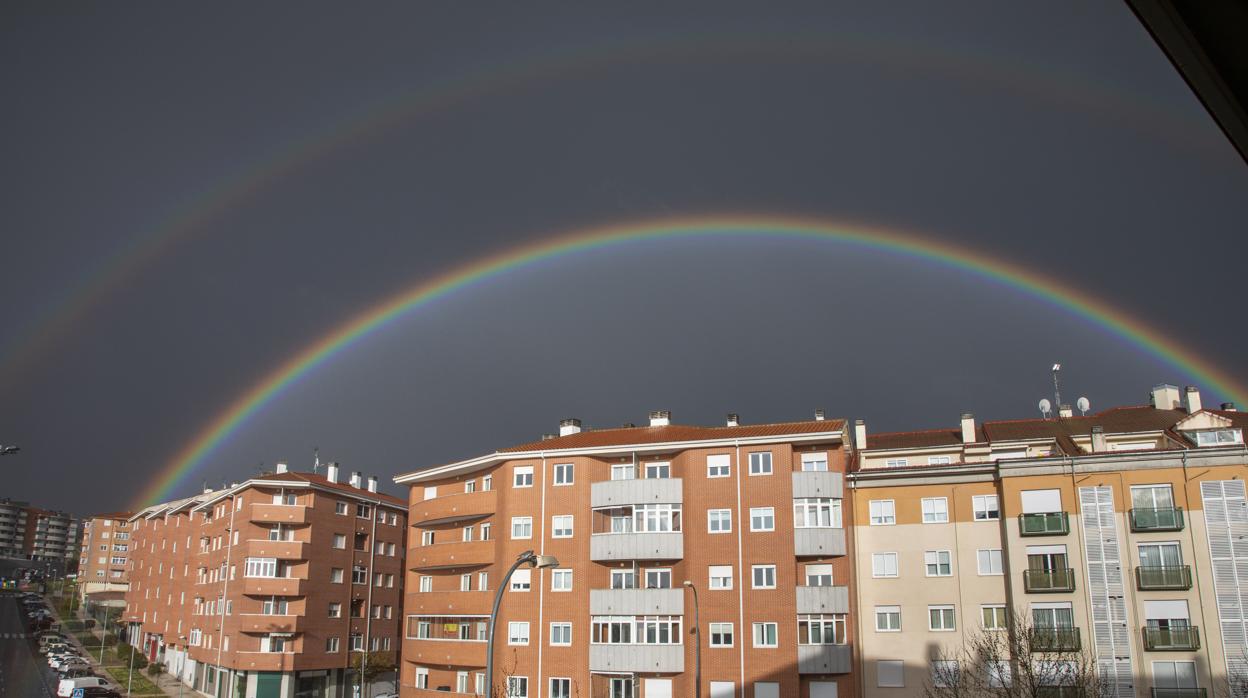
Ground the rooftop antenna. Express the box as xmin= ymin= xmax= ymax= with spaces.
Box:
xmin=313 ymin=447 xmax=320 ymax=474
xmin=1077 ymin=396 xmax=1090 ymax=416
xmin=1051 ymin=363 xmax=1063 ymax=410
xmin=1038 ymin=399 xmax=1052 ymax=419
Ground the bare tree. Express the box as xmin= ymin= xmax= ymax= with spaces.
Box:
xmin=924 ymin=608 xmax=1110 ymax=698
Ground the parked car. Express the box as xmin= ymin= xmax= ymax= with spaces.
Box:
xmin=57 ymin=665 xmax=95 ymax=680
xmin=75 ymin=687 xmax=121 ymax=698
xmin=57 ymin=676 xmax=110 ymax=697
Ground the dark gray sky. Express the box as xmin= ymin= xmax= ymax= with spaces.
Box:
xmin=2 ymin=2 xmax=1245 ymax=514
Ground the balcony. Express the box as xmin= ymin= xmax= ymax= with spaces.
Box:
xmin=409 ymin=540 xmax=495 ymax=570
xmin=1136 ymin=566 xmax=1193 ymax=591
xmin=590 ymin=532 xmax=683 ymax=561
xmin=792 ymin=472 xmax=844 ymax=498
xmin=406 ymin=590 xmax=492 ymax=616
xmin=240 ymin=577 xmax=305 ymax=596
xmin=1031 ymin=627 xmax=1080 ymax=652
xmin=591 ymin=478 xmax=683 ymax=508
xmin=794 ymin=528 xmax=847 ymax=557
xmin=1130 ymin=507 xmax=1185 ymax=532
xmin=403 ymin=638 xmax=486 ymax=667
xmin=796 ymin=586 xmax=850 ymax=614
xmin=1024 ymin=569 xmax=1076 ymax=593
xmin=590 ymin=589 xmax=683 ymax=615
xmin=235 ymin=652 xmax=298 ymax=671
xmin=1019 ymin=513 xmax=1069 ymax=536
xmin=410 ymin=490 xmax=497 ymax=527
xmin=797 ymin=644 xmax=852 ymax=674
xmin=250 ymin=503 xmax=308 ymax=525
xmin=589 ymin=644 xmax=683 ymax=673
xmin=237 ymin=614 xmax=302 ymax=634
xmin=1143 ymin=626 xmax=1201 ymax=651
xmin=1152 ymin=690 xmax=1206 ymax=698
xmin=245 ymin=540 xmax=307 ymax=560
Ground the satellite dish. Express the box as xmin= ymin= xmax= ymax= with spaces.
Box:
xmin=1039 ymin=399 xmax=1052 ymax=417
xmin=1077 ymin=397 xmax=1090 ymax=415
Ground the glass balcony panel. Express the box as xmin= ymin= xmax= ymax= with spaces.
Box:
xmin=1130 ymin=507 xmax=1185 ymax=532
xmin=1019 ymin=512 xmax=1069 ymax=536
xmin=1023 ymin=568 xmax=1076 ymax=593
xmin=1143 ymin=627 xmax=1200 ymax=651
xmin=1031 ymin=627 xmax=1080 ymax=652
xmin=1135 ymin=566 xmax=1193 ymax=590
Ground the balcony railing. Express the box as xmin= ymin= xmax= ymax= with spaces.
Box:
xmin=409 ymin=539 xmax=495 ymax=570
xmin=1143 ymin=626 xmax=1200 ymax=651
xmin=1031 ymin=627 xmax=1080 ymax=652
xmin=250 ymin=503 xmax=308 ymax=525
xmin=240 ymin=577 xmax=305 ymax=597
xmin=1019 ymin=512 xmax=1069 ymax=536
xmin=793 ymin=528 xmax=847 ymax=557
xmin=237 ymin=614 xmax=302 ymax=634
xmin=589 ymin=644 xmax=683 ymax=673
xmin=1136 ymin=566 xmax=1192 ymax=591
xmin=590 ymin=532 xmax=683 ymax=562
xmin=797 ymin=644 xmax=852 ymax=674
xmin=1130 ymin=507 xmax=1185 ymax=532
xmin=1151 ymin=690 xmax=1206 ymax=698
xmin=245 ymin=539 xmax=308 ymax=560
xmin=1024 ymin=568 xmax=1076 ymax=593
xmin=410 ymin=489 xmax=497 ymax=527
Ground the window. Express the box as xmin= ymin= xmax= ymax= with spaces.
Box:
xmin=869 ymin=500 xmax=895 ymax=525
xmin=707 ymin=454 xmax=731 ymax=478
xmin=709 ymin=622 xmax=734 ymax=647
xmin=805 ymin=564 xmax=833 ymax=586
xmin=801 ymin=452 xmax=829 ymax=471
xmin=922 ymin=497 xmax=949 ymax=523
xmin=973 ymin=495 xmax=1000 ymax=520
xmin=511 ymin=516 xmax=533 ymax=539
xmin=981 ymin=605 xmax=1007 ymax=630
xmin=244 ymin=557 xmax=277 ymax=578
xmin=794 ymin=498 xmax=842 ymax=528
xmin=1138 ymin=541 xmax=1183 ymax=568
xmin=752 ymin=565 xmax=776 ymax=589
xmin=645 ymin=568 xmax=672 ymax=589
xmin=510 ymin=568 xmax=531 ymax=591
xmin=421 ymin=530 xmax=434 ymax=546
xmin=610 ymin=463 xmax=634 ymax=480
xmin=750 ymin=507 xmax=775 ymax=532
xmin=928 ymin=456 xmax=952 ymax=465
xmin=987 ymin=660 xmax=1012 ymax=688
xmin=553 ymin=463 xmax=573 ymax=485
xmin=328 ymin=602 xmax=342 ymax=618
xmin=482 ymin=474 xmax=492 ymax=491
xmin=932 ymin=660 xmax=960 ymax=688
xmin=798 ymin=614 xmax=847 ymax=644
xmin=885 ymin=458 xmax=909 ymax=468
xmin=610 ymin=570 xmax=636 ymax=589
xmin=330 ymin=567 xmax=344 ymax=584
xmin=333 ymin=501 xmax=347 ymax=516
xmin=551 ymin=569 xmax=573 ymax=591
xmin=355 ymin=503 xmax=371 ymax=519
xmin=1153 ymin=661 xmax=1198 ymax=693
xmin=326 ymin=637 xmax=339 ymax=653
xmin=478 ymin=571 xmax=488 ymax=590
xmin=507 ymin=677 xmax=529 ymax=698
xmin=461 ymin=573 xmax=471 ymax=591
xmin=549 ymin=678 xmax=572 ymax=698
xmin=753 ymin=622 xmax=778 ymax=647
xmin=977 ymin=549 xmax=1004 ymax=575
xmin=552 ymin=515 xmax=573 ymax=538
xmin=876 ymin=606 xmax=901 ymax=631
xmin=748 ymin=452 xmax=773 ymax=475
xmin=709 ymin=565 xmax=733 ymax=590
xmin=708 ymin=509 xmax=732 ymax=533
xmin=929 ymin=605 xmax=956 ymax=631
xmin=645 ymin=461 xmax=670 ymax=479
xmin=925 ymin=550 xmax=953 ymax=577
xmin=508 ymin=621 xmax=530 ymax=645
xmin=351 ymin=565 xmax=367 ymax=585
xmin=462 ymin=527 xmax=473 ymax=543
xmin=550 ymin=622 xmax=572 ymax=646
xmin=877 ymin=659 xmax=904 ymax=687
xmin=1194 ymin=428 xmax=1243 ymax=446
xmin=332 ymin=534 xmax=346 ymax=549
xmin=872 ymin=552 xmax=899 ymax=578
xmin=414 ymin=668 xmax=428 ymax=689
xmin=481 ymin=522 xmax=491 ymax=540
xmin=418 ymin=576 xmax=432 ymax=593
xmin=513 ymin=465 xmax=534 ymax=488
xmin=464 ymin=480 xmax=476 ymax=494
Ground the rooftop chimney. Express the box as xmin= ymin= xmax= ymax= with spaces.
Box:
xmin=349 ymin=471 xmax=362 ymax=489
xmin=960 ymin=413 xmax=976 ymax=443
xmin=1222 ymin=402 xmax=1237 ymax=412
xmin=1184 ymin=386 xmax=1202 ymax=414
xmin=1091 ymin=425 xmax=1106 ymax=453
xmin=726 ymin=413 xmax=740 ymax=427
xmin=541 ymin=433 xmax=556 ymax=441
xmin=649 ymin=410 xmax=671 ymax=427
xmin=367 ymin=476 xmax=378 ymax=493
xmin=1151 ymin=384 xmax=1181 ymax=410
xmin=202 ymin=487 xmax=213 ymax=495
xmin=854 ymin=419 xmax=867 ymax=449
xmin=559 ymin=418 xmax=582 ymax=436
xmin=326 ymin=463 xmax=339 ymax=484
xmin=814 ymin=409 xmax=826 ymax=422
xmin=275 ymin=462 xmax=288 ymax=474
xmin=1058 ymin=404 xmax=1073 ymax=418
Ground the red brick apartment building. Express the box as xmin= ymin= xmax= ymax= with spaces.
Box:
xmin=394 ymin=410 xmax=853 ymax=698
xmin=78 ymin=511 xmax=135 ymax=608
xmin=123 ymin=465 xmax=407 ymax=698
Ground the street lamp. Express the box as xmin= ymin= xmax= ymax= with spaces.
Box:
xmin=683 ymin=581 xmax=702 ymax=698
xmin=485 ymin=551 xmax=558 ymax=698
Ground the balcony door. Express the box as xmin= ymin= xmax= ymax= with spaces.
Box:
xmin=1152 ymin=661 xmax=1197 ymax=695
xmin=1139 ymin=542 xmax=1182 ymax=569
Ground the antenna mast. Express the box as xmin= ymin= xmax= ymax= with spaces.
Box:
xmin=313 ymin=447 xmax=320 ymax=474
xmin=1051 ymin=363 xmax=1063 ymax=411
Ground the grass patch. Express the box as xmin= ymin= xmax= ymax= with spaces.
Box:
xmin=105 ymin=665 xmax=164 ymax=696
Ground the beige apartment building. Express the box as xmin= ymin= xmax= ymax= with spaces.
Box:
xmin=122 ymin=465 xmax=407 ymax=698
xmin=851 ymin=385 xmax=1248 ymax=698
xmin=394 ymin=410 xmax=854 ymax=698
xmin=0 ymin=498 xmax=82 ymax=570
xmin=78 ymin=511 xmax=135 ymax=608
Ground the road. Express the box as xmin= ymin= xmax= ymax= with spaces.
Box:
xmin=0 ymin=592 xmax=55 ymax=698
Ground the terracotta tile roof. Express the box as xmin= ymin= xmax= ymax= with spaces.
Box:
xmin=982 ymin=406 xmax=1186 ymax=440
xmin=89 ymin=512 xmax=135 ymax=520
xmin=865 ymin=428 xmax=976 ymax=450
xmin=257 ymin=471 xmax=406 ymax=507
xmin=499 ymin=419 xmax=846 ymax=453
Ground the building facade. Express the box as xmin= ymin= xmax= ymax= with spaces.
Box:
xmin=78 ymin=512 xmax=135 ymax=607
xmin=122 ymin=465 xmax=407 ymax=698
xmin=852 ymin=385 xmax=1248 ymax=698
xmin=0 ymin=498 xmax=81 ymax=569
xmin=394 ymin=411 xmax=854 ymax=698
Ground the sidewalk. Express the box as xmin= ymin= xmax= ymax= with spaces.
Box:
xmin=46 ymin=591 xmax=169 ymax=697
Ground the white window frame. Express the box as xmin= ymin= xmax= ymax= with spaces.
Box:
xmin=707 ymin=454 xmax=731 ymax=478
xmin=748 ymin=451 xmax=773 ymax=475
xmin=752 ymin=622 xmax=778 ymax=648
xmin=973 ymin=495 xmax=1000 ymax=521
xmin=549 ymin=622 xmax=572 ymax=646
xmin=511 ymin=516 xmax=533 ymax=540
xmin=869 ymin=499 xmax=896 ymax=526
xmin=749 ymin=507 xmax=775 ymax=532
xmin=550 ymin=569 xmax=573 ymax=592
xmin=709 ymin=622 xmax=734 ymax=647
xmin=977 ymin=549 xmax=1004 ymax=576
xmin=872 ymin=552 xmax=899 ymax=578
xmin=553 ymin=463 xmax=574 ymax=486
xmin=709 ymin=565 xmax=733 ymax=590
xmin=876 ymin=605 xmax=902 ymax=632
xmin=508 ymin=621 xmax=530 ymax=646
xmin=925 ymin=550 xmax=953 ymax=577
xmin=707 ymin=509 xmax=732 ymax=533
xmin=928 ymin=605 xmax=956 ymax=631
xmin=513 ymin=466 xmax=534 ymax=488
xmin=751 ymin=564 xmax=777 ymax=589
xmin=510 ymin=568 xmax=531 ymax=592
xmin=922 ymin=497 xmax=949 ymax=523
xmin=551 ymin=515 xmax=573 ymax=539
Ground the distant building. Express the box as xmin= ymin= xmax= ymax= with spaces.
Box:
xmin=78 ymin=512 xmax=135 ymax=608
xmin=0 ymin=498 xmax=81 ymax=571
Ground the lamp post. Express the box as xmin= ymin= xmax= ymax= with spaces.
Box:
xmin=683 ymin=581 xmax=701 ymax=698
xmin=485 ymin=551 xmax=558 ymax=698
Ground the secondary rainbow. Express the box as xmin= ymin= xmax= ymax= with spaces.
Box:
xmin=131 ymin=214 xmax=1247 ymax=507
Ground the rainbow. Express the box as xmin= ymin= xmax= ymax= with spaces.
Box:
xmin=131 ymin=214 xmax=1248 ymax=507
xmin=2 ymin=31 xmax=1220 ymax=389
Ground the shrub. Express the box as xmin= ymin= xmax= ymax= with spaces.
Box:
xmin=147 ymin=661 xmax=165 ymax=676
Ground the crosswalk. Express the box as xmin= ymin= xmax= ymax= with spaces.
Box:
xmin=0 ymin=632 xmax=29 ymax=640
